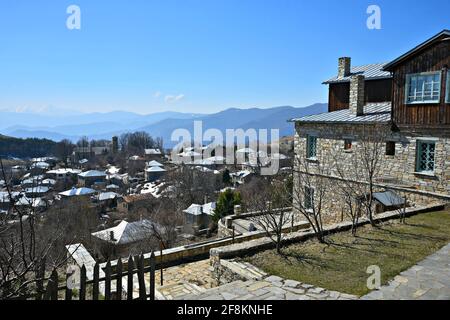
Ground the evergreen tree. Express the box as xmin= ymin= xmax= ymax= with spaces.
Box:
xmin=212 ymin=189 xmax=242 ymax=222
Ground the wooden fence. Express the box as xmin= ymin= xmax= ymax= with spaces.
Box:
xmin=39 ymin=252 xmax=157 ymax=300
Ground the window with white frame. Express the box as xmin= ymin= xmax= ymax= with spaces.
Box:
xmin=405 ymin=72 xmax=441 ymax=104
xmin=306 ymin=135 xmax=317 ymax=159
xmin=446 ymin=70 xmax=450 ymax=103
xmin=415 ymin=140 xmax=436 ymax=173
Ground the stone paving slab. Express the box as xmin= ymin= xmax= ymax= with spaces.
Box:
xmin=175 ymin=276 xmax=358 ymax=300
xmin=362 ymin=243 xmax=450 ymax=300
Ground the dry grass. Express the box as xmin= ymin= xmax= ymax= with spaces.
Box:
xmin=243 ymin=210 xmax=450 ymax=296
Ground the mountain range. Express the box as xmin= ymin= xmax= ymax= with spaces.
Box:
xmin=0 ymin=104 xmax=327 ymax=148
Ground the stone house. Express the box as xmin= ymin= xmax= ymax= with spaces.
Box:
xmin=72 ymin=146 xmax=110 ymax=163
xmin=117 ymin=194 xmax=153 ymax=214
xmin=291 ymin=30 xmax=450 ymax=225
xmin=183 ymin=201 xmax=216 ymax=234
xmin=144 ymin=148 xmax=163 ymax=161
xmin=77 ymin=170 xmax=107 ymax=188
xmin=91 ymin=219 xmax=161 ymax=259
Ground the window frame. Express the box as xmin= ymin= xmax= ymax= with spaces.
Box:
xmin=385 ymin=141 xmax=396 ymax=156
xmin=405 ymin=71 xmax=442 ymax=105
xmin=415 ymin=140 xmax=436 ymax=174
xmin=304 ymin=186 xmax=315 ymax=211
xmin=306 ymin=135 xmax=317 ymax=159
xmin=446 ymin=70 xmax=450 ymax=104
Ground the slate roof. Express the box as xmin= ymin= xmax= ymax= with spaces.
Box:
xmin=373 ymin=190 xmax=405 ymax=207
xmin=145 ymin=148 xmax=162 ymax=155
xmin=31 ymin=162 xmax=50 ymax=169
xmin=59 ymin=187 xmax=96 ymax=197
xmin=323 ymin=63 xmax=391 ymax=84
xmin=25 ymin=186 xmax=50 ymax=194
xmin=98 ymin=192 xmax=119 ymax=201
xmin=78 ymin=170 xmax=107 ymax=178
xmin=183 ymin=202 xmax=216 ymax=216
xmin=290 ymin=102 xmax=391 ymax=124
xmin=148 ymin=160 xmax=164 ymax=167
xmin=15 ymin=197 xmax=46 ymax=207
xmin=145 ymin=166 xmax=166 ymax=173
xmin=91 ymin=219 xmax=160 ymax=245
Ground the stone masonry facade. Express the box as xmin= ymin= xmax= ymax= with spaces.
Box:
xmin=293 ymin=122 xmax=450 ymax=225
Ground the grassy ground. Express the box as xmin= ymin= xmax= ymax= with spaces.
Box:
xmin=243 ymin=210 xmax=450 ymax=296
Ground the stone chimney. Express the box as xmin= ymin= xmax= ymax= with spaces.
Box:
xmin=338 ymin=57 xmax=351 ymax=78
xmin=349 ymin=75 xmax=365 ymax=116
xmin=110 ymin=231 xmax=116 ymax=241
xmin=234 ymin=205 xmax=242 ymax=216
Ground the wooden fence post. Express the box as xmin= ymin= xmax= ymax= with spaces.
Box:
xmin=105 ymin=260 xmax=112 ymax=300
xmin=149 ymin=251 xmax=155 ymax=301
xmin=93 ymin=262 xmax=99 ymax=300
xmin=44 ymin=269 xmax=58 ymax=300
xmin=35 ymin=258 xmax=46 ymax=300
xmin=50 ymin=269 xmax=58 ymax=300
xmin=127 ymin=256 xmax=134 ymax=300
xmin=160 ymin=246 xmax=164 ymax=286
xmin=116 ymin=259 xmax=123 ymax=300
xmin=65 ymin=271 xmax=73 ymax=301
xmin=137 ymin=254 xmax=146 ymax=300
xmin=79 ymin=265 xmax=86 ymax=301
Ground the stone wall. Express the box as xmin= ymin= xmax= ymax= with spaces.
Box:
xmin=293 ymin=122 xmax=450 ymax=224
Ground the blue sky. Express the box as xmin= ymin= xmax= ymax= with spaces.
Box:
xmin=0 ymin=0 xmax=448 ymax=115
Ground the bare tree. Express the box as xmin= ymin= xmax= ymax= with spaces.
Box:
xmin=338 ymin=182 xmax=363 ymax=236
xmin=331 ymin=123 xmax=389 ymax=227
xmin=245 ymin=178 xmax=292 ymax=254
xmin=54 ymin=139 xmax=75 ymax=165
xmin=0 ymin=157 xmax=74 ymax=299
xmin=149 ymin=198 xmax=184 ymax=250
xmin=292 ymin=152 xmax=332 ymax=243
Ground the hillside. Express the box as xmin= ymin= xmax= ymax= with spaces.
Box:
xmin=1 ymin=104 xmax=327 ymax=148
xmin=0 ymin=135 xmax=58 ymax=159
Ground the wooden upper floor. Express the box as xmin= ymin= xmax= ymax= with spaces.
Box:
xmin=324 ymin=30 xmax=450 ymax=129
xmin=384 ymin=30 xmax=450 ymax=128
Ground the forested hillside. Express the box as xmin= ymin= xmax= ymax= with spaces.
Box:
xmin=0 ymin=134 xmax=58 ymax=158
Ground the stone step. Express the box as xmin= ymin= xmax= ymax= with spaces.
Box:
xmin=222 ymin=259 xmax=267 ymax=280
xmin=238 ymin=261 xmax=268 ymax=278
xmin=157 ymin=281 xmax=208 ymax=300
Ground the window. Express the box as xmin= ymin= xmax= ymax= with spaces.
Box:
xmin=405 ymin=72 xmax=441 ymax=104
xmin=386 ymin=141 xmax=396 ymax=156
xmin=416 ymin=140 xmax=435 ymax=173
xmin=306 ymin=135 xmax=317 ymax=159
xmin=304 ymin=187 xmax=314 ymax=210
xmin=344 ymin=139 xmax=352 ymax=151
xmin=446 ymin=71 xmax=450 ymax=103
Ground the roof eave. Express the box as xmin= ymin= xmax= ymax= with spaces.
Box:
xmin=322 ymin=75 xmax=392 ymax=85
xmin=383 ymin=30 xmax=450 ymax=71
xmin=290 ymin=119 xmax=391 ymax=125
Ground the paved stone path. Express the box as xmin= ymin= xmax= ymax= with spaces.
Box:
xmin=176 ymin=276 xmax=357 ymax=300
xmin=152 ymin=259 xmax=218 ymax=299
xmin=362 ymin=243 xmax=450 ymax=300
